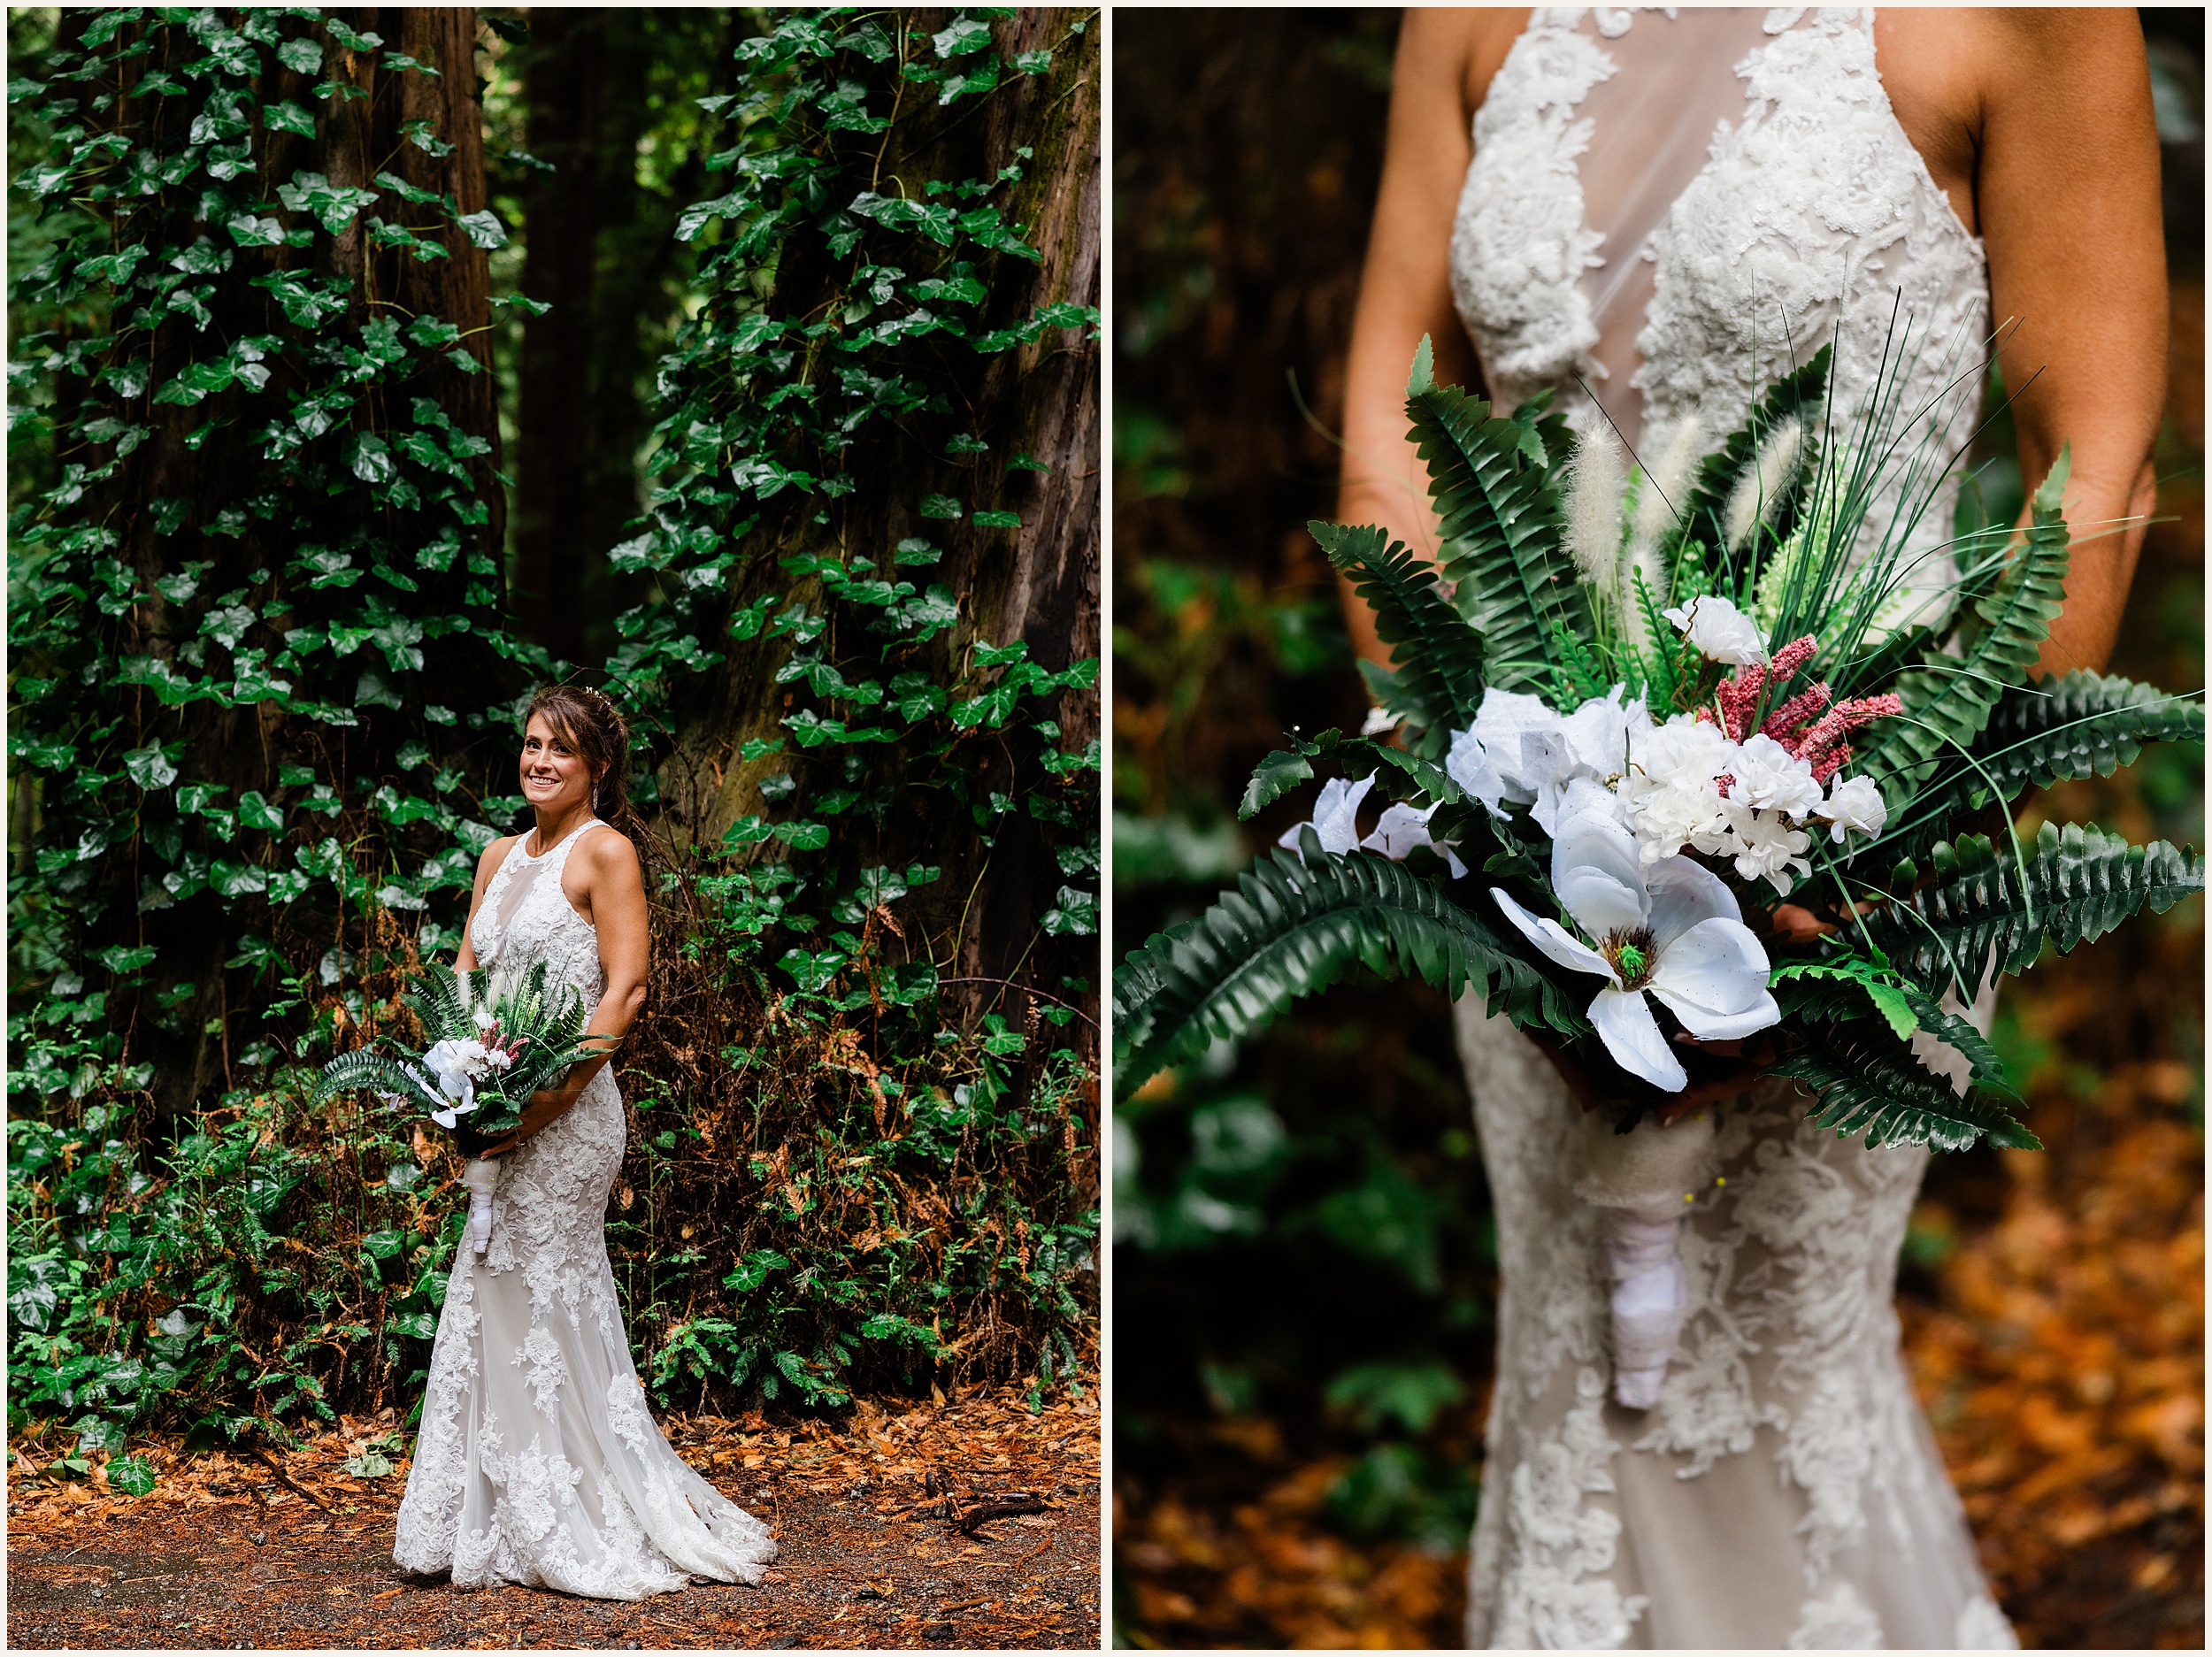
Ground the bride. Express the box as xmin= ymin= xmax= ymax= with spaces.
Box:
xmin=393 ymin=684 xmax=776 ymax=1597
xmin=1334 ymin=9 xmax=2164 ymax=1649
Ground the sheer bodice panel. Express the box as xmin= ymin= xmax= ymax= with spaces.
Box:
xmin=1442 ymin=9 xmax=2012 ymax=1647
xmin=395 ymin=821 xmax=775 ymax=1599
xmin=1451 ymin=7 xmax=1991 ymax=633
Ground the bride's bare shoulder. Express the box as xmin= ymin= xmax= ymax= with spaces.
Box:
xmin=1396 ymin=9 xmax=1532 ymax=119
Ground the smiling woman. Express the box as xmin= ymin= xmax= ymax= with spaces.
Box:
xmin=391 ymin=681 xmax=777 ymax=1597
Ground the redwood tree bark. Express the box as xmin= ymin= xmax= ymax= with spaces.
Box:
xmin=512 ymin=6 xmax=606 ymax=666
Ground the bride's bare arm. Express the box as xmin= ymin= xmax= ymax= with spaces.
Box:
xmin=452 ymin=836 xmax=515 ymax=971
xmin=1334 ymin=12 xmax=1520 ymax=672
xmin=1974 ymin=12 xmax=2165 ymax=678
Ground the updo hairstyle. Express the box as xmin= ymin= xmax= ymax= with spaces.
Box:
xmin=525 ymin=683 xmax=634 ymax=827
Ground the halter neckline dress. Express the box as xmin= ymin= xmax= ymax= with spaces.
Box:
xmin=1446 ymin=9 xmax=2012 ymax=1647
xmin=393 ymin=818 xmax=778 ymax=1599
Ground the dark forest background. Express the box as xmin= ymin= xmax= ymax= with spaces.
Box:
xmin=6 ymin=4 xmax=1101 ymax=1492
xmin=1110 ymin=10 xmax=2204 ymax=1648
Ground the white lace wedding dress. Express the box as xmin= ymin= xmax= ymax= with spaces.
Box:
xmin=393 ymin=819 xmax=777 ymax=1598
xmin=1446 ymin=9 xmax=2014 ymax=1648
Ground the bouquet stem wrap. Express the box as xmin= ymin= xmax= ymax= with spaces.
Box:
xmin=462 ymin=1156 xmax=502 ymax=1256
xmin=1572 ymin=1109 xmax=1718 ymax=1409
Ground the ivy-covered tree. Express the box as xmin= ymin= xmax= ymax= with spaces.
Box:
xmin=8 ymin=7 xmax=527 ymax=1117
xmin=611 ymin=7 xmax=1102 ymax=1063
xmin=5 ymin=6 xmax=1102 ymax=1444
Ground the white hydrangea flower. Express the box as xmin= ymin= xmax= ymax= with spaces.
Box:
xmin=1727 ymin=733 xmax=1824 ymax=817
xmin=1620 ymin=717 xmax=1734 ymax=864
xmin=1661 ymin=593 xmax=1768 ymax=665
xmin=1489 ymin=808 xmax=1779 ymax=1091
xmin=1719 ymin=803 xmax=1814 ymax=894
xmin=1816 ymin=774 xmax=1888 ymax=842
xmin=1278 ymin=773 xmax=1375 ymax=857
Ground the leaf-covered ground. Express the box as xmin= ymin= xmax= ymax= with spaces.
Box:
xmin=5 ymin=1381 xmax=1100 ymax=1651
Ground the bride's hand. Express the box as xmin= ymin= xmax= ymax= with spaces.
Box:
xmin=475 ymin=1087 xmax=575 ymax=1159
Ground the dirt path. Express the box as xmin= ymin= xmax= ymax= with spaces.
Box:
xmin=5 ymin=1385 xmax=1100 ymax=1650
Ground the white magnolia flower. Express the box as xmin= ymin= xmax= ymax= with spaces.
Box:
xmin=1278 ymin=773 xmax=1374 ymax=857
xmin=1816 ymin=773 xmax=1888 ymax=842
xmin=1661 ymin=593 xmax=1768 ymax=665
xmin=1447 ymin=687 xmax=1648 ymax=834
xmin=1360 ymin=801 xmax=1468 ymax=879
xmin=424 ymin=1038 xmax=495 ymax=1131
xmin=1490 ymin=808 xmax=1779 ymax=1091
xmin=1727 ymin=733 xmax=1824 ymax=817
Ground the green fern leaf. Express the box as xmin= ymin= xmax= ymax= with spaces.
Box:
xmin=1773 ymin=1019 xmax=2039 ymax=1151
xmin=1404 ymin=381 xmax=1586 ymax=692
xmin=1113 ymin=831 xmax=1571 ymax=1097
xmin=1878 ymin=670 xmax=2203 ymax=839
xmin=1855 ymin=449 xmax=2072 ymax=817
xmin=1865 ymin=819 xmax=2204 ymax=1000
xmin=1311 ymin=520 xmax=1486 ymax=733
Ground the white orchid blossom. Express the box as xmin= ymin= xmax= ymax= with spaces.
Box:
xmin=1277 ymin=772 xmax=1375 ymax=856
xmin=1448 ymin=687 xmax=1649 ymax=834
xmin=1360 ymin=801 xmax=1468 ymax=879
xmin=423 ymin=1037 xmax=496 ymax=1129
xmin=1489 ymin=808 xmax=1779 ymax=1091
xmin=1661 ymin=593 xmax=1768 ymax=665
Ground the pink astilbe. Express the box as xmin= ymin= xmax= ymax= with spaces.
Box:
xmin=1714 ymin=633 xmax=1818 ymax=741
xmin=1707 ymin=633 xmax=1900 ymax=779
xmin=1792 ymin=694 xmax=1904 ymax=782
xmin=1761 ymin=682 xmax=1833 ymax=743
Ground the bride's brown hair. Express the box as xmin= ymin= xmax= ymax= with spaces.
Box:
xmin=525 ymin=684 xmax=635 ymax=831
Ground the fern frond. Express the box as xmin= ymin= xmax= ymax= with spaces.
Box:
xmin=1113 ymin=830 xmax=1575 ymax=1098
xmin=1312 ymin=521 xmax=1486 ymax=733
xmin=1875 ymin=671 xmax=2204 ymax=842
xmin=1405 ymin=381 xmax=1587 ymax=692
xmin=1865 ymin=819 xmax=2204 ymax=1000
xmin=1855 ymin=450 xmax=2072 ymax=817
xmin=1773 ymin=1019 xmax=2039 ymax=1151
xmin=316 ymin=1049 xmax=436 ymax=1108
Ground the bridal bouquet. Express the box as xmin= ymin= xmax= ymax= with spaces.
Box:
xmin=318 ymin=961 xmax=601 ymax=1254
xmin=1115 ymin=337 xmax=2202 ymax=1405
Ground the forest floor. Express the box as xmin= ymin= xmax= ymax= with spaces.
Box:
xmin=5 ymin=1378 xmax=1101 ymax=1651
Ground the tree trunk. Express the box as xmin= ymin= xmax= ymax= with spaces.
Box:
xmin=27 ymin=8 xmax=506 ymax=1116
xmin=513 ymin=6 xmax=606 ymax=668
